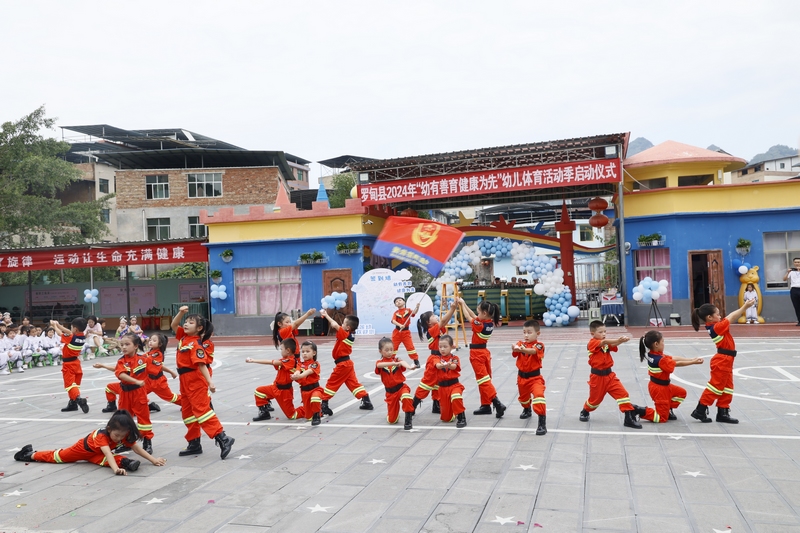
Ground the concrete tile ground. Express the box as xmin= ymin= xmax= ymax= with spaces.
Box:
xmin=1 ymin=324 xmax=800 ymax=531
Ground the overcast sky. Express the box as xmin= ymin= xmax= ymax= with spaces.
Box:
xmin=2 ymin=1 xmax=798 ymax=183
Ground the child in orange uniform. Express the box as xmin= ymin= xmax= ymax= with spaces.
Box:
xmin=392 ymin=297 xmax=421 ymax=368
xmin=50 ymin=318 xmax=90 ymax=414
xmin=638 ymin=330 xmax=703 ymax=423
xmin=376 ymin=337 xmax=415 ymax=430
xmin=318 ymin=311 xmax=373 ymax=414
xmin=690 ymin=299 xmax=754 ymax=424
xmin=273 ymin=309 xmax=316 ymax=363
xmin=459 ymin=299 xmax=507 ymax=418
xmin=435 ymin=335 xmax=467 ymax=428
xmin=579 ymin=321 xmax=649 ymax=429
xmin=247 ymin=338 xmax=299 ymax=421
xmin=13 ymin=410 xmax=166 ymax=475
xmin=413 ymin=299 xmax=458 ymax=415
xmin=291 ymin=341 xmax=325 ymax=426
xmin=512 ymin=320 xmax=547 ymax=435
xmin=171 ymin=306 xmax=234 ymax=459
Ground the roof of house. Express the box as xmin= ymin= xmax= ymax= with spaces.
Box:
xmin=624 ymin=140 xmax=747 ymax=172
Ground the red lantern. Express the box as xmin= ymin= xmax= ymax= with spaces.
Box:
xmin=400 ymin=208 xmax=418 ymax=217
xmin=587 ymin=197 xmax=608 ymax=212
xmin=589 ymin=213 xmax=609 ymax=228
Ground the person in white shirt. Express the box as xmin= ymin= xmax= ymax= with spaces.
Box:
xmin=0 ymin=331 xmax=11 ymax=375
xmin=784 ymin=257 xmax=800 ymax=326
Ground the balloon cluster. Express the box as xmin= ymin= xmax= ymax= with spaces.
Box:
xmin=210 ymin=284 xmax=228 ymax=300
xmin=543 ymin=291 xmax=580 ymax=327
xmin=83 ymin=289 xmax=99 ymax=304
xmin=475 ymin=237 xmax=512 ymax=258
xmin=436 ymin=243 xmax=481 ymax=290
xmin=511 ymin=244 xmax=558 ymax=278
xmin=632 ymin=278 xmax=668 ymax=303
xmin=732 ymin=259 xmax=752 ymax=275
xmin=321 ymin=291 xmax=348 ymax=310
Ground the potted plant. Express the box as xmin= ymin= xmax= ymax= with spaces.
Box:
xmin=299 ymin=253 xmax=313 ymax=264
xmin=210 ymin=269 xmax=222 ymax=284
xmin=736 ymin=238 xmax=751 ymax=255
xmin=336 ymin=242 xmax=349 ymax=253
xmin=311 ymin=251 xmax=325 ymax=262
xmin=348 ymin=241 xmax=359 ymax=251
xmin=220 ymin=249 xmax=234 ymax=263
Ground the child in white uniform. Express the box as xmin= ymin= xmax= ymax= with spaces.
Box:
xmin=744 ymin=283 xmax=759 ymax=324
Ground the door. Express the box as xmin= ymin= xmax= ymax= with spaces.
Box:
xmin=707 ymin=250 xmax=725 ymax=316
xmin=688 ymin=250 xmax=725 ymax=315
xmin=322 ymin=268 xmax=354 ymax=320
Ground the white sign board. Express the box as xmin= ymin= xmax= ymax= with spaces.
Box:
xmin=352 ymin=268 xmax=415 ymax=335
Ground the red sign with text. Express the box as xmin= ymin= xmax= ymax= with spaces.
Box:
xmin=359 ymin=158 xmax=621 ymax=206
xmin=0 ymin=241 xmax=208 ymax=273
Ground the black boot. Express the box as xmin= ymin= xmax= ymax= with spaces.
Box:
xmin=473 ymin=404 xmax=492 ymax=415
xmin=115 ymin=443 xmax=132 ymax=453
xmin=412 ymin=396 xmax=422 ymax=415
xmin=311 ymin=412 xmax=321 ymax=426
xmin=624 ymin=409 xmax=642 ymax=429
xmin=142 ymin=438 xmax=153 ymax=455
xmin=431 ymin=399 xmax=440 ymax=414
xmin=520 ymin=407 xmax=532 ymax=419
xmin=266 ymin=400 xmax=275 ymax=412
xmin=178 ymin=438 xmax=203 ymax=456
xmin=456 ymin=412 xmax=467 ymax=428
xmin=252 ymin=405 xmax=271 ymax=421
xmin=321 ymin=400 xmax=334 ymax=416
xmin=61 ymin=399 xmax=78 ymax=412
xmin=214 ymin=431 xmax=235 ymax=460
xmin=120 ymin=457 xmax=141 ymax=472
xmin=536 ymin=415 xmax=547 ymax=436
xmin=716 ymin=407 xmax=739 ymax=424
xmin=579 ymin=409 xmax=590 ymax=422
xmin=404 ymin=412 xmax=413 ymax=430
xmin=668 ymin=409 xmax=677 ymax=421
xmin=690 ymin=402 xmax=712 ymax=423
xmin=14 ymin=444 xmax=34 ymax=462
xmin=413 ymin=359 xmax=421 ymax=369
xmin=359 ymin=395 xmax=374 ymax=410
xmin=76 ymin=397 xmax=89 ymax=413
xmin=492 ymin=397 xmax=506 ymax=418
xmin=148 ymin=402 xmax=161 ymax=412
xmin=102 ymin=400 xmax=117 ymax=413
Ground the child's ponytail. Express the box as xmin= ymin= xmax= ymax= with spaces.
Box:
xmin=691 ymin=304 xmax=716 ymax=332
xmin=639 ymin=330 xmax=662 ymax=361
xmin=417 ymin=311 xmax=433 ymax=341
xmin=273 ymin=312 xmax=289 ymax=348
xmin=638 ymin=336 xmax=647 ymax=362
xmin=479 ymin=301 xmax=501 ymax=326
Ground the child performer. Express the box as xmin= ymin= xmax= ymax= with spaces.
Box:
xmin=50 ymin=318 xmax=90 ymax=413
xmin=435 ymin=335 xmax=467 ymax=428
xmin=13 ymin=410 xmax=166 ymax=475
xmin=171 ymin=306 xmax=235 ymax=459
xmin=291 ymin=341 xmax=325 ymax=426
xmin=273 ymin=309 xmax=317 ymax=363
xmin=318 ymin=311 xmax=373 ymax=414
xmin=459 ymin=299 xmax=507 ymax=418
xmin=143 ymin=333 xmax=180 ymax=412
xmin=247 ymin=338 xmax=300 ymax=421
xmin=376 ymin=337 xmax=415 ymax=430
xmin=579 ymin=321 xmax=646 ymax=429
xmin=93 ymin=334 xmax=155 ymax=454
xmin=413 ymin=300 xmax=458 ymax=415
xmin=744 ymin=283 xmax=759 ymax=324
xmin=392 ymin=297 xmax=421 ymax=368
xmin=512 ymin=320 xmax=547 ymax=435
xmin=690 ymin=299 xmax=755 ymax=424
xmin=639 ymin=330 xmax=703 ymax=423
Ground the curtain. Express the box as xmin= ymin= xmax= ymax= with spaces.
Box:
xmin=259 ymin=285 xmax=281 ymax=316
xmin=281 ymin=284 xmax=302 ymax=312
xmin=634 ymin=249 xmax=672 ymax=303
xmin=235 ymin=268 xmax=258 ymax=284
xmin=281 ymin=266 xmax=301 ymax=282
xmin=258 ymin=267 xmax=280 ymax=283
xmin=236 ymin=286 xmax=258 ymax=315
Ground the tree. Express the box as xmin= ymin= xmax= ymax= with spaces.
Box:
xmin=0 ymin=106 xmax=112 ymax=248
xmin=156 ymin=262 xmax=206 ymax=279
xmin=328 ymin=172 xmax=357 ymax=208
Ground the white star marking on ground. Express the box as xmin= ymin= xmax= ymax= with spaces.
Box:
xmin=408 ymin=429 xmax=420 ymax=433
xmin=786 ymin=413 xmax=799 ymax=416
xmin=683 ymin=471 xmax=705 ymax=477
xmin=236 ymin=455 xmax=252 ymax=460
xmin=491 ymin=516 xmax=516 ymax=525
xmin=759 ymin=393 xmax=770 ymax=396
xmin=550 ymin=391 xmax=561 ymax=394
xmin=516 ymin=465 xmax=537 ymax=470
xmin=713 ymin=529 xmax=732 ymax=533
xmin=6 ymin=447 xmax=21 ymax=452
xmin=3 ymin=490 xmax=28 ymax=497
xmin=556 ymin=377 xmax=565 ymax=379
xmin=667 ymin=435 xmax=684 ymax=440
xmin=141 ymin=497 xmax=165 ymax=504
xmin=307 ymin=504 xmax=332 ymax=513
xmin=369 ymin=459 xmax=386 ymax=464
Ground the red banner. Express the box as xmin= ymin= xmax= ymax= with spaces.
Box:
xmin=373 ymin=217 xmax=464 ymax=276
xmin=359 ymin=158 xmax=621 ymax=206
xmin=0 ymin=241 xmax=208 ymax=273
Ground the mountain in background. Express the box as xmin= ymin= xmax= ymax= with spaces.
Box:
xmin=626 ymin=137 xmax=653 ymax=157
xmin=749 ymin=144 xmax=798 ymax=164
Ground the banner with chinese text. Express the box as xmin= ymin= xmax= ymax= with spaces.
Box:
xmin=359 ymin=158 xmax=621 ymax=206
xmin=0 ymin=241 xmax=208 ymax=273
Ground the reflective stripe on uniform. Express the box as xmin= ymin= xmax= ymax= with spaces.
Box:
xmin=197 ymin=410 xmax=216 ymax=424
xmin=351 ymin=386 xmax=365 ymax=396
xmin=705 ymin=383 xmax=723 ymax=395
xmin=653 ymin=413 xmax=661 ymax=423
xmin=476 ymin=375 xmax=491 ymax=386
xmin=183 ymin=415 xmax=198 ymax=425
xmin=254 ymin=390 xmax=267 ymax=399
xmin=170 ymin=393 xmax=179 ymax=403
xmin=418 ymin=381 xmax=437 ymax=392
xmin=54 ymin=449 xmax=63 ymax=463
xmin=672 ymin=397 xmax=684 ymax=403
xmin=137 ymin=423 xmax=152 ymax=432
xmin=323 ymin=388 xmax=337 ymax=397
xmin=401 ymin=393 xmax=413 ymax=401
xmin=65 ymin=383 xmax=79 ymax=392
xmin=723 ymin=387 xmax=734 ymax=395
xmin=616 ymin=397 xmax=631 ymax=405
xmin=532 ymin=397 xmax=546 ymax=405
xmin=451 ymin=392 xmax=463 ymax=401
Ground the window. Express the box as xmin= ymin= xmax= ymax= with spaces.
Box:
xmin=234 ymin=267 xmax=301 ymax=316
xmin=187 ymin=172 xmax=222 ymax=198
xmin=146 ymin=175 xmax=169 ymax=199
xmin=188 ymin=216 xmax=207 ymax=238
xmin=764 ymin=231 xmax=800 ymax=288
xmin=632 ymin=177 xmax=667 ymax=190
xmin=100 ymin=209 xmax=110 ymax=224
xmin=634 ymin=248 xmax=672 ymax=303
xmin=780 ymin=162 xmax=785 ymax=169
xmin=677 ymin=174 xmax=713 ymax=187
xmin=99 ymin=179 xmax=109 ymax=194
xmin=146 ymin=218 xmax=171 ymax=241
xmin=579 ymin=225 xmax=594 ymax=242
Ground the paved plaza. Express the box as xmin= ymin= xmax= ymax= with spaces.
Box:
xmin=2 ymin=324 xmax=800 ymax=532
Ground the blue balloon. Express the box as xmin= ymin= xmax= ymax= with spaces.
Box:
xmin=642 ymin=293 xmax=653 ymax=304
xmin=91 ymin=296 xmax=98 ymax=304
xmin=545 ymin=298 xmax=552 ymax=306
xmin=91 ymin=289 xmax=99 ymax=297
xmin=84 ymin=289 xmax=92 ymax=296
xmin=84 ymin=295 xmax=92 ymax=302
xmin=732 ymin=259 xmax=742 ymax=270
xmin=544 ymin=319 xmax=552 ymax=327
xmin=335 ymin=300 xmax=345 ymax=309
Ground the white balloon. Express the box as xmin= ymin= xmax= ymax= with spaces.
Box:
xmin=659 ymin=279 xmax=669 ymax=287
xmin=651 ymin=291 xmax=660 ymax=300
xmin=632 ymin=292 xmax=643 ymax=301
xmin=533 ymin=284 xmax=546 ymax=295
xmin=657 ymin=286 xmax=668 ymax=295
xmin=738 ymin=265 xmax=748 ymax=274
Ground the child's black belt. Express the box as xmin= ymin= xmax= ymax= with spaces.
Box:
xmin=334 ymin=356 xmax=351 ymax=364
xmin=717 ymin=348 xmax=737 ymax=357
xmin=650 ymin=376 xmax=670 ymax=386
xmin=277 ymin=382 xmax=293 ymax=390
xmin=438 ymin=378 xmax=460 ymax=387
xmin=62 ymin=356 xmax=78 ymax=363
xmin=590 ymin=367 xmax=613 ymax=376
xmin=430 ymin=350 xmax=441 ymax=355
xmin=385 ymin=383 xmax=404 ymax=394
xmin=300 ymin=382 xmax=319 ymax=391
xmin=148 ymin=371 xmax=163 ymax=380
xmin=469 ymin=343 xmax=487 ymax=349
xmin=120 ymin=383 xmax=142 ymax=392
xmin=177 ymin=367 xmax=194 ymax=374
xmin=518 ymin=369 xmax=541 ymax=378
